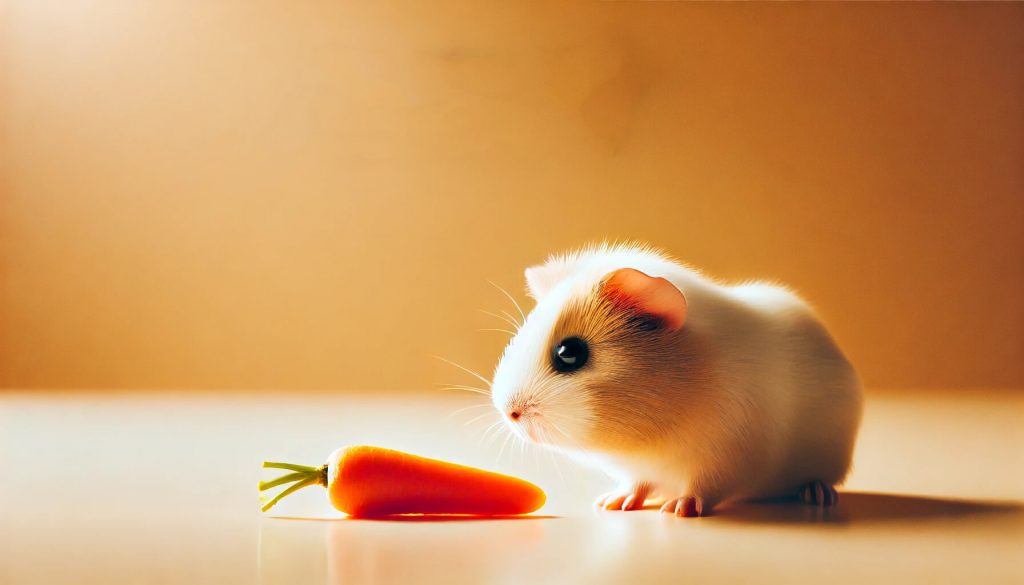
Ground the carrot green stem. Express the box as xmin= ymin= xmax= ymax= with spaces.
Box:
xmin=258 ymin=471 xmax=308 ymax=491
xmin=260 ymin=476 xmax=319 ymax=512
xmin=262 ymin=461 xmax=319 ymax=473
xmin=259 ymin=460 xmax=331 ymax=512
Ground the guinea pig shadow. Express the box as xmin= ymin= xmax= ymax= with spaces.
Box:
xmin=709 ymin=492 xmax=1023 ymax=526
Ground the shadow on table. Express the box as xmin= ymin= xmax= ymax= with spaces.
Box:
xmin=268 ymin=514 xmax=558 ymax=522
xmin=713 ymin=491 xmax=1024 ymax=525
xmin=344 ymin=514 xmax=558 ymax=522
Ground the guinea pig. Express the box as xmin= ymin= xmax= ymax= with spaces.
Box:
xmin=490 ymin=242 xmax=862 ymax=517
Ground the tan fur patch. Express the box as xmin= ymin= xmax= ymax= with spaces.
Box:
xmin=543 ymin=280 xmax=722 ymax=454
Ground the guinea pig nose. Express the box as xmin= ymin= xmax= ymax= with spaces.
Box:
xmin=509 ymin=410 xmax=522 ymax=421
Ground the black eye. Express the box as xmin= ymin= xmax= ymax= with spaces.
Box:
xmin=552 ymin=337 xmax=589 ymax=373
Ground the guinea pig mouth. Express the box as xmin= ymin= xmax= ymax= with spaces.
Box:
xmin=521 ymin=416 xmax=556 ymax=445
xmin=523 ymin=421 xmax=541 ymax=442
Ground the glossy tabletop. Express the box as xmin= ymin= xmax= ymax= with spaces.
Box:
xmin=1 ymin=389 xmax=1021 ymax=584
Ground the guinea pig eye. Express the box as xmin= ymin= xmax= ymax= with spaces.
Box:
xmin=552 ymin=337 xmax=589 ymax=373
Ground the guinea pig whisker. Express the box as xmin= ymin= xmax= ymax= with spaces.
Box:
xmin=543 ymin=416 xmax=574 ymax=442
xmin=477 ymin=309 xmax=521 ymax=331
xmin=481 ymin=427 xmax=511 ymax=456
xmin=477 ymin=328 xmax=516 ymax=336
xmin=449 ymin=403 xmax=492 ymax=416
xmin=498 ymin=309 xmax=522 ymax=329
xmin=487 ymin=429 xmax=512 ymax=452
xmin=480 ymin=419 xmax=506 ymax=445
xmin=525 ymin=434 xmax=538 ymax=471
xmin=538 ymin=428 xmax=568 ymax=485
xmin=463 ymin=410 xmax=499 ymax=426
xmin=443 ymin=403 xmax=494 ymax=424
xmin=433 ymin=355 xmax=493 ymax=388
xmin=441 ymin=384 xmax=491 ymax=396
xmin=486 ymin=280 xmax=526 ymax=324
xmin=545 ymin=414 xmax=588 ymax=453
xmin=497 ymin=429 xmax=515 ymax=462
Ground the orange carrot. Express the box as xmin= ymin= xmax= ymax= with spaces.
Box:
xmin=258 ymin=446 xmax=546 ymax=517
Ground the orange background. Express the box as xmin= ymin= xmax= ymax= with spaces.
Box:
xmin=2 ymin=2 xmax=1022 ymax=391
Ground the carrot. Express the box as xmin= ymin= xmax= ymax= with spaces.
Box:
xmin=258 ymin=446 xmax=546 ymax=517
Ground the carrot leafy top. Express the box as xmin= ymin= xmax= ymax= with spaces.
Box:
xmin=258 ymin=461 xmax=328 ymax=512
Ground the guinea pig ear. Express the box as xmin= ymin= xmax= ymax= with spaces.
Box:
xmin=525 ymin=259 xmax=574 ymax=300
xmin=600 ymin=268 xmax=687 ymax=332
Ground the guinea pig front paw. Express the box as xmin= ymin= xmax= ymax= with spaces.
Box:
xmin=798 ymin=481 xmax=839 ymax=506
xmin=594 ymin=482 xmax=652 ymax=511
xmin=659 ymin=496 xmax=710 ymax=517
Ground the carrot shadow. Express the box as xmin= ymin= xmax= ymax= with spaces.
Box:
xmin=343 ymin=514 xmax=559 ymax=523
xmin=712 ymin=491 xmax=1023 ymax=526
xmin=266 ymin=514 xmax=558 ymax=523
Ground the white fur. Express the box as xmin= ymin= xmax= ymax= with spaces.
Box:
xmin=491 ymin=271 xmax=597 ymax=448
xmin=492 ymin=243 xmax=863 ymax=508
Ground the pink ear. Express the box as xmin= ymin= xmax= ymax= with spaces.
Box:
xmin=600 ymin=268 xmax=687 ymax=331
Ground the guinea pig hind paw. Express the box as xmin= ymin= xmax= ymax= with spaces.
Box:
xmin=798 ymin=481 xmax=838 ymax=506
xmin=659 ymin=496 xmax=708 ymax=517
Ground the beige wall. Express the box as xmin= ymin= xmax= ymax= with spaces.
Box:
xmin=2 ymin=2 xmax=1022 ymax=391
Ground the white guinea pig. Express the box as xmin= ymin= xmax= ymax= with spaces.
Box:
xmin=490 ymin=243 xmax=862 ymax=517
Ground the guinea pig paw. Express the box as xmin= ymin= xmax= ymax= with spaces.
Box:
xmin=798 ymin=481 xmax=838 ymax=506
xmin=594 ymin=483 xmax=651 ymax=511
xmin=659 ymin=496 xmax=708 ymax=518
xmin=594 ymin=492 xmax=634 ymax=511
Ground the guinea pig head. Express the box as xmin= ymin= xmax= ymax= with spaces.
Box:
xmin=492 ymin=266 xmax=691 ymax=453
